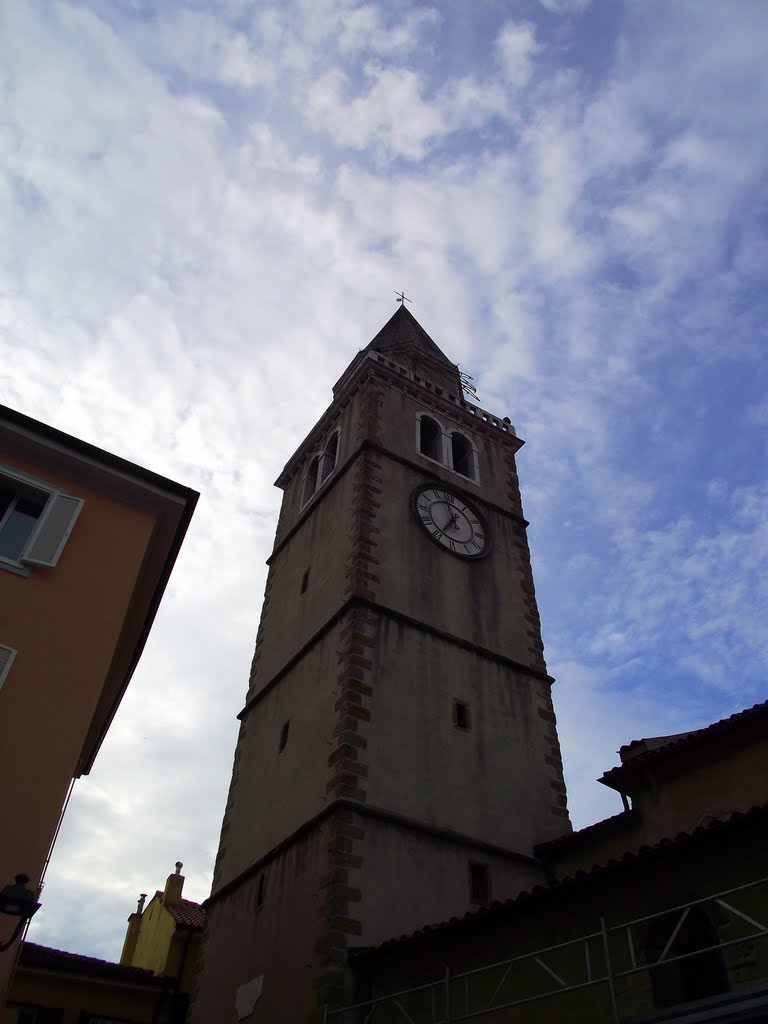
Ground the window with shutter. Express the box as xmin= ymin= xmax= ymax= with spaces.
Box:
xmin=24 ymin=493 xmax=84 ymax=566
xmin=0 ymin=644 xmax=17 ymax=693
xmin=0 ymin=467 xmax=83 ymax=571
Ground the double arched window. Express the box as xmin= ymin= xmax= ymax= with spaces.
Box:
xmin=451 ymin=432 xmax=474 ymax=478
xmin=419 ymin=416 xmax=442 ymax=462
xmin=301 ymin=431 xmax=340 ymax=508
xmin=416 ymin=413 xmax=478 ymax=481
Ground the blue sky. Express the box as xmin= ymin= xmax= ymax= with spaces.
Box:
xmin=1 ymin=0 xmax=766 ymax=961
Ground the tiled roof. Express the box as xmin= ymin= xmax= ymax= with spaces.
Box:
xmin=535 ymin=809 xmax=639 ymax=856
xmin=149 ymin=890 xmax=205 ymax=929
xmin=362 ymin=804 xmax=768 ymax=956
xmin=166 ymin=897 xmax=205 ymax=930
xmin=19 ymin=942 xmax=166 ymax=985
xmin=600 ymin=700 xmax=768 ymax=790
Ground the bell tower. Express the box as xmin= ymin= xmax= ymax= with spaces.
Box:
xmin=191 ymin=306 xmax=570 ymax=1023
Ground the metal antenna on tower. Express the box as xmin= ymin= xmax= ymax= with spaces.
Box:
xmin=460 ymin=370 xmax=478 ymax=400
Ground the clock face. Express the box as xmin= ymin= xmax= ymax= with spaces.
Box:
xmin=414 ymin=486 xmax=488 ymax=558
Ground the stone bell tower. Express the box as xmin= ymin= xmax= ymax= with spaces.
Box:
xmin=191 ymin=305 xmax=570 ymax=1023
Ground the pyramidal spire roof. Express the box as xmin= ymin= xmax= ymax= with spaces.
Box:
xmin=364 ymin=304 xmax=457 ymax=370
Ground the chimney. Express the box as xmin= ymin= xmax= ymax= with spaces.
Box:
xmin=120 ymin=893 xmax=148 ymax=966
xmin=163 ymin=861 xmax=184 ymax=905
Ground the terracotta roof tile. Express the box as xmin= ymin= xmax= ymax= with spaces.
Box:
xmin=19 ymin=943 xmax=167 ymax=985
xmin=166 ymin=897 xmax=205 ymax=930
xmin=535 ymin=809 xmax=639 ymax=856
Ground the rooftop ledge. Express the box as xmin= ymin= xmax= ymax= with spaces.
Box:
xmin=365 ymin=350 xmax=517 ymax=437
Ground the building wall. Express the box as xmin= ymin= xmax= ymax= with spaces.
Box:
xmin=363 ymin=620 xmax=566 ymax=849
xmin=553 ymin=724 xmax=768 ymax=879
xmin=194 ymin=825 xmax=330 ymax=1024
xmin=0 ymin=450 xmax=156 ymax=897
xmin=351 ymin=814 xmax=545 ymax=950
xmin=214 ymin=620 xmax=343 ymax=890
xmin=359 ymin=825 xmax=768 ymax=1024
xmin=247 ymin=457 xmax=357 ymax=697
xmin=129 ymin=899 xmax=178 ymax=977
xmin=629 ymin=733 xmax=768 ymax=839
xmin=7 ymin=965 xmax=167 ymax=1024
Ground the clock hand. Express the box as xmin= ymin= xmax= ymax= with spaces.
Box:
xmin=443 ymin=509 xmax=460 ymax=532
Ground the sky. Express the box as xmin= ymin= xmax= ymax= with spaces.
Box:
xmin=1 ymin=0 xmax=766 ymax=963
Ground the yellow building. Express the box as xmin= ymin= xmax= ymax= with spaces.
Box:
xmin=0 ymin=403 xmax=198 ymax=1011
xmin=5 ymin=865 xmax=204 ymax=1024
xmin=120 ymin=862 xmax=204 ymax=1009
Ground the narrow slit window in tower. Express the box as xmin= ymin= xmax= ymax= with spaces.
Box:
xmin=469 ymin=863 xmax=490 ymax=906
xmin=257 ymin=873 xmax=266 ymax=909
xmin=300 ymin=569 xmax=310 ymax=594
xmin=453 ymin=699 xmax=471 ymax=731
xmin=279 ymin=721 xmax=290 ymax=751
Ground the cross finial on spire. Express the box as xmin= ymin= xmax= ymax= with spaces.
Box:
xmin=394 ymin=290 xmax=412 ymax=306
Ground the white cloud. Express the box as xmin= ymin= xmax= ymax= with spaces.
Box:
xmin=496 ymin=21 xmax=539 ymax=90
xmin=338 ymin=4 xmax=440 ymax=56
xmin=538 ymin=0 xmax=593 ymax=13
xmin=308 ymin=65 xmax=446 ymax=159
xmin=3 ymin=0 xmax=766 ymax=962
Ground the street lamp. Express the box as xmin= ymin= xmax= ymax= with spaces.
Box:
xmin=0 ymin=874 xmax=40 ymax=952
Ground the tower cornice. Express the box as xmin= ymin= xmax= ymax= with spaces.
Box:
xmin=205 ymin=798 xmax=545 ymax=908
xmin=275 ymin=352 xmax=522 ymax=490
xmin=239 ymin=592 xmax=554 ymax=722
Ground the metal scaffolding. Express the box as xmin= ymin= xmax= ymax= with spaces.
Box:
xmin=325 ymin=876 xmax=768 ymax=1023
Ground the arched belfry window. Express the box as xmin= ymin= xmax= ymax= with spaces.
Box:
xmin=301 ymin=456 xmax=319 ymax=507
xmin=451 ymin=432 xmax=475 ymax=479
xmin=320 ymin=432 xmax=339 ymax=484
xmin=418 ymin=416 xmax=442 ymax=463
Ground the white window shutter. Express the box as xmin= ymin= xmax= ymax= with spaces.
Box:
xmin=0 ymin=645 xmax=17 ymax=692
xmin=23 ymin=493 xmax=84 ymax=567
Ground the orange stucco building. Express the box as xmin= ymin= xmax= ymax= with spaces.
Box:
xmin=0 ymin=404 xmax=197 ymax=1011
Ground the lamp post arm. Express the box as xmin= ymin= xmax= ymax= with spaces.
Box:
xmin=0 ymin=916 xmax=28 ymax=953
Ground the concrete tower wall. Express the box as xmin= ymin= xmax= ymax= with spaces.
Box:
xmin=192 ymin=309 xmax=569 ymax=1023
